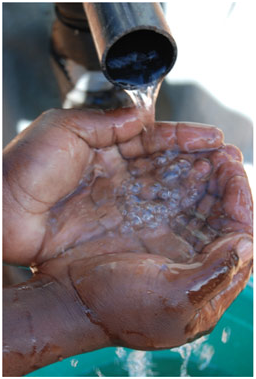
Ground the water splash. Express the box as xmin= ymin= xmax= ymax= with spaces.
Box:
xmin=197 ymin=343 xmax=215 ymax=371
xmin=115 ymin=347 xmax=127 ymax=360
xmin=221 ymin=326 xmax=231 ymax=344
xmin=95 ymin=368 xmax=105 ymax=377
xmin=115 ymin=348 xmax=153 ymax=377
xmin=125 ymin=351 xmax=153 ymax=377
xmin=70 ymin=358 xmax=78 ymax=368
xmin=172 ymin=336 xmax=215 ymax=376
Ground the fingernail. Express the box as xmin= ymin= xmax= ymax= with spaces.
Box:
xmin=236 ymin=238 xmax=253 ymax=264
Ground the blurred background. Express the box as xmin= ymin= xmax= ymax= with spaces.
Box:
xmin=3 ymin=2 xmax=254 ymax=284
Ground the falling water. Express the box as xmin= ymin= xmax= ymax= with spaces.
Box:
xmin=114 ymin=348 xmax=153 ymax=377
xmin=172 ymin=336 xmax=215 ymax=377
xmin=125 ymin=80 xmax=162 ymax=125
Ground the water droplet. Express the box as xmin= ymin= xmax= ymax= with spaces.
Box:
xmin=71 ymin=359 xmax=79 ymax=368
xmin=164 ymin=149 xmax=179 ymax=160
xmin=154 ymin=156 xmax=168 ymax=166
xmin=129 ymin=182 xmax=142 ymax=194
xmin=146 ymin=203 xmax=156 ymax=213
xmin=142 ymin=210 xmax=154 ymax=222
xmin=162 ymin=164 xmax=181 ymax=184
xmin=170 ymin=188 xmax=181 ymax=201
xmin=221 ymin=326 xmax=231 ymax=344
xmin=158 ymin=189 xmax=171 ymax=200
xmin=150 ymin=182 xmax=162 ymax=194
xmin=131 ymin=215 xmax=143 ymax=227
xmin=154 ymin=204 xmax=168 ymax=215
xmin=127 ymin=194 xmax=141 ymax=203
xmin=177 ymin=159 xmax=191 ymax=172
xmin=129 ymin=204 xmax=142 ymax=213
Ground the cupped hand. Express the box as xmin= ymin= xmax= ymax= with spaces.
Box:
xmin=3 ymin=107 xmax=253 ymax=354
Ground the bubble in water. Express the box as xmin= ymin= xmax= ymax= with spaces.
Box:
xmin=131 ymin=215 xmax=143 ymax=227
xmin=170 ymin=188 xmax=181 ymax=201
xmin=164 ymin=149 xmax=179 ymax=161
xmin=150 ymin=183 xmax=162 ymax=195
xmin=142 ymin=209 xmax=154 ymax=222
xmin=154 ymin=204 xmax=168 ymax=215
xmin=177 ymin=159 xmax=191 ymax=173
xmin=154 ymin=156 xmax=168 ymax=166
xmin=158 ymin=189 xmax=171 ymax=200
xmin=127 ymin=194 xmax=141 ymax=204
xmin=146 ymin=203 xmax=156 ymax=213
xmin=129 ymin=204 xmax=142 ymax=214
xmin=162 ymin=164 xmax=181 ymax=185
xmin=129 ymin=182 xmax=142 ymax=194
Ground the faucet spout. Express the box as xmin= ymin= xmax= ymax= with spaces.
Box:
xmin=83 ymin=3 xmax=177 ymax=89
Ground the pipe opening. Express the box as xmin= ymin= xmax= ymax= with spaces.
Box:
xmin=105 ymin=30 xmax=176 ymax=89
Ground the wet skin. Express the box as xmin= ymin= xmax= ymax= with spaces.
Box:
xmin=3 ymin=108 xmax=253 ymax=376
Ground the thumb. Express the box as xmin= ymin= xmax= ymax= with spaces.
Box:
xmin=69 ymin=233 xmax=252 ymax=350
xmin=185 ymin=233 xmax=252 ymax=341
xmin=3 ymin=107 xmax=142 ymax=265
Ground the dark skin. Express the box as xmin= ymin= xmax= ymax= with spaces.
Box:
xmin=3 ymin=108 xmax=253 ymax=376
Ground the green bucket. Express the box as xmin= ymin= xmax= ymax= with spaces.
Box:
xmin=27 ymin=277 xmax=253 ymax=377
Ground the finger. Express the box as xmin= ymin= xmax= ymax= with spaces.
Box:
xmin=186 ymin=233 xmax=253 ymax=342
xmin=55 ymin=107 xmax=146 ymax=147
xmin=69 ymin=233 xmax=252 ymax=350
xmin=3 ymin=107 xmax=143 ymax=209
xmin=223 ymin=176 xmax=253 ymax=226
xmin=219 ymin=144 xmax=243 ymax=162
xmin=216 ymin=160 xmax=246 ymax=197
xmin=179 ymin=158 xmax=212 ymax=211
xmin=185 ymin=264 xmax=252 ymax=343
xmin=119 ymin=122 xmax=224 ymax=158
xmin=3 ymin=107 xmax=143 ymax=264
xmin=208 ymin=149 xmax=245 ymax=196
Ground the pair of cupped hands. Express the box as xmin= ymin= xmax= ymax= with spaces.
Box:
xmin=3 ymin=107 xmax=252 ymax=376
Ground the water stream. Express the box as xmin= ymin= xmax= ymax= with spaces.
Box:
xmin=125 ymin=80 xmax=162 ymax=125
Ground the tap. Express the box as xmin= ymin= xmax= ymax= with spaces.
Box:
xmin=83 ymin=2 xmax=177 ymax=89
xmin=52 ymin=3 xmax=177 ymax=91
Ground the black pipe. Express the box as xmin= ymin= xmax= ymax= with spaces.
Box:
xmin=83 ymin=2 xmax=177 ymax=89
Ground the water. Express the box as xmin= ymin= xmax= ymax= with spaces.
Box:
xmin=101 ymin=338 xmax=215 ymax=377
xmin=171 ymin=336 xmax=214 ymax=377
xmin=125 ymin=80 xmax=162 ymax=125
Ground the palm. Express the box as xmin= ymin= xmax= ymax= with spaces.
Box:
xmin=3 ymin=108 xmax=253 ymax=350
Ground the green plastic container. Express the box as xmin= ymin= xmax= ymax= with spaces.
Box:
xmin=27 ymin=277 xmax=253 ymax=377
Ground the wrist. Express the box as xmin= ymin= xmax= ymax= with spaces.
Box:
xmin=3 ymin=273 xmax=110 ymax=376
